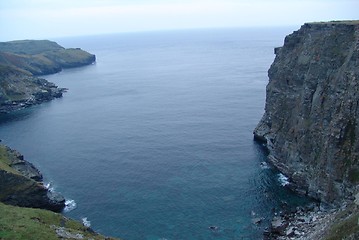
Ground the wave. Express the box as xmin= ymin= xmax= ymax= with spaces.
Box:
xmin=44 ymin=182 xmax=55 ymax=192
xmin=260 ymin=161 xmax=270 ymax=169
xmin=82 ymin=217 xmax=91 ymax=228
xmin=277 ymin=173 xmax=289 ymax=186
xmin=64 ymin=199 xmax=77 ymax=212
xmin=44 ymin=182 xmax=77 ymax=213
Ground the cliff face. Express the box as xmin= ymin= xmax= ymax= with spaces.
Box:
xmin=254 ymin=21 xmax=359 ymax=204
xmin=0 ymin=145 xmax=65 ymax=212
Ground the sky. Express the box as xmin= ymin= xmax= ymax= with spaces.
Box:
xmin=0 ymin=0 xmax=358 ymax=41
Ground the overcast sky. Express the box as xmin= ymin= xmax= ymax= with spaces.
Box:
xmin=0 ymin=0 xmax=358 ymax=41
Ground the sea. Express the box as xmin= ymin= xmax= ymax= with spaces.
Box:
xmin=0 ymin=27 xmax=311 ymax=240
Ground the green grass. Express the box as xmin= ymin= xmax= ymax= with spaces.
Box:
xmin=0 ymin=145 xmax=21 ymax=175
xmin=323 ymin=204 xmax=359 ymax=240
xmin=348 ymin=169 xmax=359 ymax=184
xmin=0 ymin=202 xmax=119 ymax=240
xmin=0 ymin=40 xmax=63 ymax=55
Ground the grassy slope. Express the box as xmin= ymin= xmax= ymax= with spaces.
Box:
xmin=0 ymin=145 xmax=119 ymax=239
xmin=0 ymin=202 xmax=119 ymax=240
xmin=323 ymin=203 xmax=359 ymax=240
xmin=0 ymin=145 xmax=20 ymax=175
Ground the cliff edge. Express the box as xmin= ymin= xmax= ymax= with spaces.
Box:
xmin=254 ymin=21 xmax=359 ymax=204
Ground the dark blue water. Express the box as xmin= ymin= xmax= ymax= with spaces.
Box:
xmin=0 ymin=28 xmax=309 ymax=239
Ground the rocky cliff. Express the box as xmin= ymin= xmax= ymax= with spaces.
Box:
xmin=0 ymin=144 xmax=65 ymax=212
xmin=254 ymin=21 xmax=359 ymax=204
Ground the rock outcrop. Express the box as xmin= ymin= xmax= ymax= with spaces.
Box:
xmin=0 ymin=145 xmax=65 ymax=212
xmin=254 ymin=21 xmax=359 ymax=204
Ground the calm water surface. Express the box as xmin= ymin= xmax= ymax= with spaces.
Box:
xmin=0 ymin=28 xmax=309 ymax=239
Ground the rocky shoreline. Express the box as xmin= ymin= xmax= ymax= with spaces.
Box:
xmin=0 ymin=73 xmax=67 ymax=114
xmin=263 ymin=197 xmax=359 ymax=239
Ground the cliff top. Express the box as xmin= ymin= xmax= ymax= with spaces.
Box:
xmin=0 ymin=40 xmax=64 ymax=55
xmin=306 ymin=20 xmax=359 ymax=26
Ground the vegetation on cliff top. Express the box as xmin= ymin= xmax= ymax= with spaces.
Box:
xmin=323 ymin=202 xmax=359 ymax=240
xmin=0 ymin=202 xmax=119 ymax=240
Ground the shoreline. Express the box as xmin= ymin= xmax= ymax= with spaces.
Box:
xmin=264 ymin=198 xmax=359 ymax=239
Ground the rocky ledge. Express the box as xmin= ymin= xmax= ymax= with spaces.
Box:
xmin=254 ymin=21 xmax=359 ymax=204
xmin=0 ymin=144 xmax=65 ymax=212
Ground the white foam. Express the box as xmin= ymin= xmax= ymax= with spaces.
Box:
xmin=64 ymin=199 xmax=77 ymax=212
xmin=278 ymin=173 xmax=290 ymax=186
xmin=260 ymin=162 xmax=270 ymax=169
xmin=44 ymin=182 xmax=55 ymax=192
xmin=82 ymin=217 xmax=91 ymax=228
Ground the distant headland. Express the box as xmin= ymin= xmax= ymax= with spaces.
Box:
xmin=0 ymin=40 xmax=95 ymax=113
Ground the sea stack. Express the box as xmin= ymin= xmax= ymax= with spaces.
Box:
xmin=254 ymin=21 xmax=359 ymax=204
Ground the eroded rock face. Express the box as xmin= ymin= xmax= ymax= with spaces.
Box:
xmin=254 ymin=21 xmax=359 ymax=204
